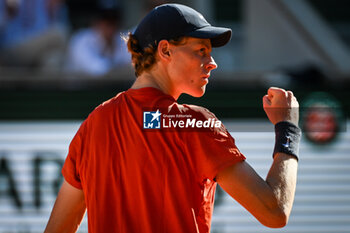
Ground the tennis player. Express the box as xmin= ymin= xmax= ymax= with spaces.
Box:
xmin=44 ymin=4 xmax=300 ymax=233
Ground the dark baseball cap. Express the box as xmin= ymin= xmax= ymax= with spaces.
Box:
xmin=133 ymin=4 xmax=232 ymax=51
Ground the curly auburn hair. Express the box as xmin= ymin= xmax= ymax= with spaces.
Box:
xmin=123 ymin=32 xmax=185 ymax=77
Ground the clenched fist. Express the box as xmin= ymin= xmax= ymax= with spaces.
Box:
xmin=263 ymin=87 xmax=299 ymax=126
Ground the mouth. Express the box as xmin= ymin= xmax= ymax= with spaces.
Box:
xmin=202 ymin=74 xmax=210 ymax=83
xmin=202 ymin=74 xmax=210 ymax=80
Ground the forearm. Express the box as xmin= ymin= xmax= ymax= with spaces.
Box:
xmin=266 ymin=152 xmax=298 ymax=221
xmin=44 ymin=180 xmax=86 ymax=233
xmin=217 ymin=87 xmax=300 ymax=228
xmin=44 ymin=200 xmax=86 ymax=233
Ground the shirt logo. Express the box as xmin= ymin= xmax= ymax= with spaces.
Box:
xmin=143 ymin=110 xmax=162 ymax=129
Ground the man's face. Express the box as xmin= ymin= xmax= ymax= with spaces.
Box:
xmin=167 ymin=37 xmax=217 ymax=98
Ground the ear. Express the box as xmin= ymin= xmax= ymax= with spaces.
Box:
xmin=157 ymin=40 xmax=171 ymax=62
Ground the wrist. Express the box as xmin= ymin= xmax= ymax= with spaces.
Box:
xmin=273 ymin=121 xmax=301 ymax=161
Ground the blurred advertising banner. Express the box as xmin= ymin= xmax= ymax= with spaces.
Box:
xmin=0 ymin=122 xmax=88 ymax=233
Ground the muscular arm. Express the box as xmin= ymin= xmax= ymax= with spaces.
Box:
xmin=217 ymin=87 xmax=299 ymax=228
xmin=44 ymin=179 xmax=86 ymax=233
xmin=216 ymin=153 xmax=298 ymax=228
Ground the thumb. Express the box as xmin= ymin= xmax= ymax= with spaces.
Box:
xmin=263 ymin=95 xmax=271 ymax=108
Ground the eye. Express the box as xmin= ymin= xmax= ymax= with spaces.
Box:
xmin=199 ymin=47 xmax=207 ymax=55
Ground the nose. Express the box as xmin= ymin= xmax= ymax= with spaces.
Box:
xmin=205 ymin=56 xmax=217 ymax=71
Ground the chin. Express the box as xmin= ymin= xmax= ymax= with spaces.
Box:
xmin=189 ymin=87 xmax=206 ymax=98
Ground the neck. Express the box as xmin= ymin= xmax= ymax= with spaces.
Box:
xmin=131 ymin=67 xmax=181 ymax=100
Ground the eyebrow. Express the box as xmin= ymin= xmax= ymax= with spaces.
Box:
xmin=202 ymin=42 xmax=211 ymax=50
xmin=195 ymin=40 xmax=211 ymax=50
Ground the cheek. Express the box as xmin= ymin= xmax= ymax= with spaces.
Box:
xmin=172 ymin=60 xmax=194 ymax=78
xmin=170 ymin=53 xmax=202 ymax=84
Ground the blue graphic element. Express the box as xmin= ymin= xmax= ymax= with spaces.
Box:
xmin=143 ymin=110 xmax=161 ymax=129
